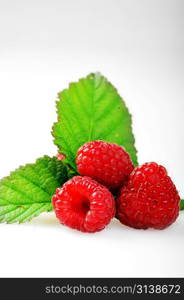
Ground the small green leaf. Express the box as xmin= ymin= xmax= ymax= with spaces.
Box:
xmin=52 ymin=72 xmax=138 ymax=171
xmin=180 ymin=199 xmax=184 ymax=210
xmin=0 ymin=156 xmax=68 ymax=223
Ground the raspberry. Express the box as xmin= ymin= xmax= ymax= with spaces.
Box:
xmin=76 ymin=140 xmax=134 ymax=190
xmin=52 ymin=176 xmax=115 ymax=233
xmin=117 ymin=162 xmax=180 ymax=229
xmin=56 ymin=153 xmax=65 ymax=161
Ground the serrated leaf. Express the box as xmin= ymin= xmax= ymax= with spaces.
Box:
xmin=0 ymin=156 xmax=68 ymax=223
xmin=52 ymin=72 xmax=138 ymax=170
xmin=180 ymin=199 xmax=184 ymax=210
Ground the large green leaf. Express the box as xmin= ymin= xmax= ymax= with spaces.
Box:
xmin=0 ymin=156 xmax=68 ymax=223
xmin=52 ymin=72 xmax=138 ymax=170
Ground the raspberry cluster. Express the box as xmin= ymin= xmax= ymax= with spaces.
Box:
xmin=76 ymin=140 xmax=134 ymax=190
xmin=53 ymin=140 xmax=180 ymax=233
xmin=53 ymin=176 xmax=115 ymax=233
xmin=117 ymin=162 xmax=180 ymax=229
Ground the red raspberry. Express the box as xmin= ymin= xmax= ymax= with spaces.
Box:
xmin=56 ymin=153 xmax=66 ymax=161
xmin=117 ymin=162 xmax=180 ymax=229
xmin=76 ymin=140 xmax=134 ymax=190
xmin=52 ymin=176 xmax=115 ymax=233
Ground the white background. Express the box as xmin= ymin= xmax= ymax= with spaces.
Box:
xmin=0 ymin=0 xmax=184 ymax=277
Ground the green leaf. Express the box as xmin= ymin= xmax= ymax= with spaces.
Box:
xmin=52 ymin=72 xmax=138 ymax=170
xmin=0 ymin=156 xmax=68 ymax=223
xmin=180 ymin=199 xmax=184 ymax=210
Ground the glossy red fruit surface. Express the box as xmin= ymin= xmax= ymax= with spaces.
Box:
xmin=52 ymin=176 xmax=116 ymax=233
xmin=117 ymin=162 xmax=180 ymax=229
xmin=76 ymin=140 xmax=134 ymax=190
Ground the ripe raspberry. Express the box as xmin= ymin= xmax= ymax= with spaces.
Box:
xmin=117 ymin=162 xmax=180 ymax=229
xmin=56 ymin=153 xmax=65 ymax=161
xmin=76 ymin=140 xmax=134 ymax=190
xmin=52 ymin=176 xmax=115 ymax=233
